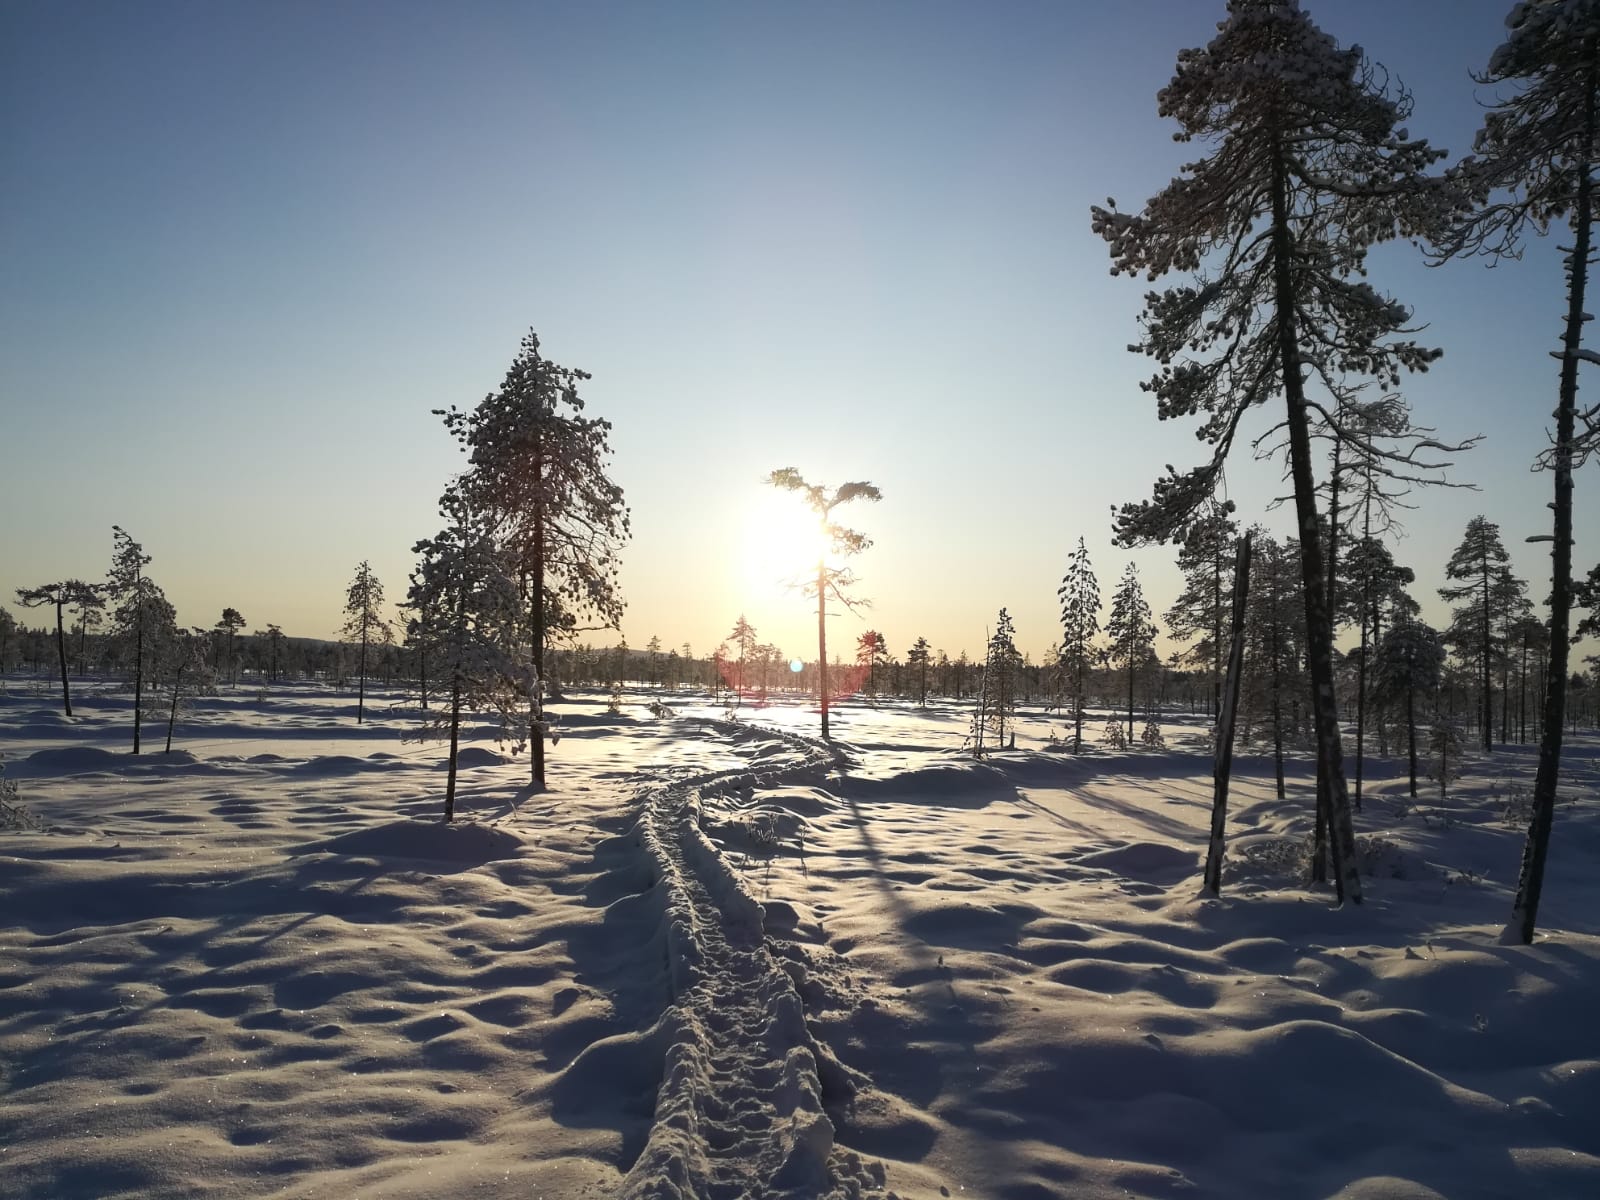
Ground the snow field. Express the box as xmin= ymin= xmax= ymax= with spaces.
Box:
xmin=2 ymin=683 xmax=1598 ymax=1198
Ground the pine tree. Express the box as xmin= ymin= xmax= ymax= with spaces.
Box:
xmin=1339 ymin=535 xmax=1418 ymax=805
xmin=726 ymin=615 xmax=758 ymax=701
xmin=1106 ymin=564 xmax=1157 ymax=744
xmin=1439 ymin=516 xmax=1512 ymax=752
xmin=1057 ymin=537 xmax=1102 ymax=753
xmin=906 ymin=636 xmax=932 ymax=706
xmin=1093 ymin=0 xmax=1455 ymax=905
xmin=408 ymin=497 xmax=530 ymax=822
xmin=1244 ymin=534 xmax=1305 ymax=801
xmin=342 ymin=561 xmax=392 ymax=725
xmin=71 ymin=586 xmax=106 ymax=677
xmin=971 ymin=609 xmax=1020 ymax=754
xmin=106 ymin=527 xmax=167 ymax=753
xmin=15 ymin=580 xmax=102 ymax=716
xmin=768 ymin=469 xmax=882 ymax=741
xmin=1372 ymin=620 xmax=1445 ymax=799
xmin=161 ymin=628 xmax=214 ymax=754
xmin=215 ymin=607 xmax=246 ymax=685
xmin=439 ymin=330 xmax=630 ymax=786
xmin=0 ymin=609 xmax=14 ymax=676
xmin=259 ymin=624 xmax=285 ymax=684
xmin=1433 ymin=0 xmax=1599 ymax=944
xmin=646 ymin=635 xmax=662 ymax=687
xmin=856 ymin=630 xmax=887 ymax=698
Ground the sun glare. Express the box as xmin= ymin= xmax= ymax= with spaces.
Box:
xmin=739 ymin=492 xmax=830 ymax=598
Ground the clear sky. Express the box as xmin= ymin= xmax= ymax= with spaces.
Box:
xmin=2 ymin=0 xmax=1595 ymax=667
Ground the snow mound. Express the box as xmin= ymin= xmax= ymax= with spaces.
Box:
xmin=295 ymin=819 xmax=525 ymax=865
xmin=454 ymin=746 xmax=507 ymax=768
xmin=1077 ymin=840 xmax=1198 ymax=881
xmin=22 ymin=746 xmax=121 ymax=773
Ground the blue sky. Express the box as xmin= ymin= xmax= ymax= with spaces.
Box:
xmin=2 ymin=0 xmax=1593 ymax=666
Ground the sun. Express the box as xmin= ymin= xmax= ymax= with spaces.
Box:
xmin=739 ymin=491 xmax=831 ymax=596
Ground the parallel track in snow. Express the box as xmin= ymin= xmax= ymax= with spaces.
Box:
xmin=621 ymin=720 xmax=888 ymax=1200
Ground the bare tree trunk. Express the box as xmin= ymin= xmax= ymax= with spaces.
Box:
xmin=531 ymin=437 xmax=547 ymax=786
xmin=1270 ymin=143 xmax=1361 ymax=903
xmin=817 ymin=560 xmax=830 ymax=741
xmin=357 ymin=619 xmax=368 ymax=724
xmin=1406 ymin=681 xmax=1419 ymax=799
xmin=166 ymin=664 xmax=183 ymax=754
xmin=1203 ymin=534 xmax=1252 ymax=896
xmin=1511 ymin=58 xmax=1594 ymax=943
xmin=445 ymin=676 xmax=462 ymax=823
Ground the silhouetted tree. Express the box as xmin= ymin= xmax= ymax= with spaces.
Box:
xmin=906 ymin=636 xmax=932 ymax=706
xmin=342 ymin=561 xmax=391 ymax=724
xmin=106 ymin=527 xmax=166 ymax=753
xmin=1373 ymin=620 xmax=1445 ymax=799
xmin=15 ymin=579 xmax=102 ymax=715
xmin=1439 ymin=516 xmax=1512 ymax=751
xmin=215 ymin=607 xmax=246 ymax=684
xmin=768 ymin=469 xmax=882 ymax=741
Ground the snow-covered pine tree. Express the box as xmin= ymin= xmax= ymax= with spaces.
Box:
xmin=161 ymin=627 xmax=214 ymax=754
xmin=15 ymin=579 xmax=102 ymax=716
xmin=408 ymin=496 xmax=530 ymax=822
xmin=106 ymin=527 xmax=170 ymax=754
xmin=1432 ymin=0 xmax=1599 ymax=943
xmin=768 ymin=469 xmax=882 ymax=741
xmin=1438 ymin=516 xmax=1512 ymax=752
xmin=1057 ymin=537 xmax=1101 ymax=753
xmin=439 ymin=330 xmax=630 ymax=786
xmin=970 ymin=610 xmax=1021 ymax=755
xmin=341 ymin=561 xmax=391 ymax=725
xmin=1106 ymin=565 xmax=1156 ymax=744
xmin=1093 ymin=0 xmax=1456 ymax=905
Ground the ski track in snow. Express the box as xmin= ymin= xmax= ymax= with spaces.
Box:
xmin=622 ymin=719 xmax=889 ymax=1199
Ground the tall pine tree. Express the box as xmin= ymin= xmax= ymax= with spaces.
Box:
xmin=1093 ymin=0 xmax=1454 ymax=903
xmin=1106 ymin=564 xmax=1157 ymax=744
xmin=1435 ymin=1 xmax=1600 ymax=942
xmin=1057 ymin=538 xmax=1102 ymax=753
xmin=1438 ymin=516 xmax=1512 ymax=752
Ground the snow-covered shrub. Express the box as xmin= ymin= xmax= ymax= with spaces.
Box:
xmin=1353 ymin=835 xmax=1414 ymax=880
xmin=0 ymin=758 xmax=37 ymax=832
xmin=1101 ymin=720 xmax=1128 ymax=749
xmin=1141 ymin=718 xmax=1165 ymax=749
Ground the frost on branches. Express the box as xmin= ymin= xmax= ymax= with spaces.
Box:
xmin=409 ymin=496 xmax=534 ymax=822
xmin=1090 ymin=0 xmax=1458 ymax=906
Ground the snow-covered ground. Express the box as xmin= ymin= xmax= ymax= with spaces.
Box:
xmin=2 ymin=681 xmax=1598 ymax=1199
